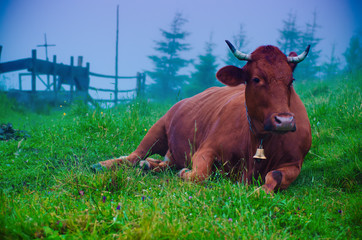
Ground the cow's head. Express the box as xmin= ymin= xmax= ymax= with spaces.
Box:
xmin=216 ymin=40 xmax=310 ymax=134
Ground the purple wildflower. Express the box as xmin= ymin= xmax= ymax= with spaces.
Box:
xmin=189 ymin=196 xmax=192 ymax=200
xmin=102 ymin=196 xmax=106 ymax=203
xmin=142 ymin=196 xmax=145 ymax=201
xmin=116 ymin=205 xmax=121 ymax=210
xmin=228 ymin=218 xmax=233 ymax=222
xmin=338 ymin=210 xmax=342 ymax=214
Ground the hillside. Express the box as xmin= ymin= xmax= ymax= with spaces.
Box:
xmin=0 ymin=72 xmax=361 ymax=239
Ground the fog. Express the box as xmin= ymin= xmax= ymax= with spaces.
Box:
xmin=0 ymin=0 xmax=361 ymax=99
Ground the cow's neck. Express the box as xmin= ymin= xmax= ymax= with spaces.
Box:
xmin=244 ymin=105 xmax=271 ymax=182
xmin=244 ymin=101 xmax=271 ymax=168
xmin=244 ymin=102 xmax=266 ymax=140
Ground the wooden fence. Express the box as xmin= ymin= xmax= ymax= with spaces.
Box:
xmin=0 ymin=47 xmax=146 ymax=106
xmin=88 ymin=71 xmax=146 ymax=104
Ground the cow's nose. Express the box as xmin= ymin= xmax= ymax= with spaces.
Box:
xmin=275 ymin=115 xmax=293 ymax=124
xmin=273 ymin=113 xmax=296 ymax=132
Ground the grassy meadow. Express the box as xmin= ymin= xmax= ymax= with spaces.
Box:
xmin=0 ymin=72 xmax=361 ymax=239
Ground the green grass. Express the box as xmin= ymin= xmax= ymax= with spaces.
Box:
xmin=0 ymin=72 xmax=361 ymax=239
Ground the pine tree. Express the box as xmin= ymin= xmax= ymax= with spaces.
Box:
xmin=277 ymin=12 xmax=301 ymax=54
xmin=296 ymin=11 xmax=322 ymax=80
xmin=278 ymin=11 xmax=322 ymax=80
xmin=322 ymin=43 xmax=340 ymax=79
xmin=184 ymin=36 xmax=218 ymax=97
xmin=148 ymin=12 xmax=191 ymax=100
xmin=344 ymin=33 xmax=362 ymax=72
xmin=224 ymin=24 xmax=248 ymax=68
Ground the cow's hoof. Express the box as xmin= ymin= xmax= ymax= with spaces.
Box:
xmin=91 ymin=163 xmax=106 ymax=173
xmin=177 ymin=168 xmax=190 ymax=178
xmin=139 ymin=160 xmax=150 ymax=170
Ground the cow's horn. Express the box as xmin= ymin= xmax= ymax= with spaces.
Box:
xmin=287 ymin=45 xmax=311 ymax=63
xmin=225 ymin=40 xmax=252 ymax=61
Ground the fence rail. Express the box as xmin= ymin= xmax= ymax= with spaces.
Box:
xmin=89 ymin=71 xmax=137 ymax=79
xmin=88 ymin=86 xmax=136 ymax=93
xmin=88 ymin=71 xmax=146 ymax=105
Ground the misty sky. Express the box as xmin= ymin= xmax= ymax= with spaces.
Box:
xmin=0 ymin=0 xmax=361 ymax=96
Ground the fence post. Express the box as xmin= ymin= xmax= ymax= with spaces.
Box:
xmin=86 ymin=62 xmax=90 ymax=104
xmin=114 ymin=5 xmax=119 ymax=107
xmin=53 ymin=55 xmax=57 ymax=102
xmin=18 ymin=74 xmax=22 ymax=91
xmin=142 ymin=72 xmax=146 ymax=97
xmin=31 ymin=49 xmax=37 ymax=93
xmin=46 ymin=55 xmax=50 ymax=91
xmin=114 ymin=74 xmax=118 ymax=106
xmin=136 ymin=72 xmax=141 ymax=98
xmin=86 ymin=62 xmax=90 ymax=74
xmin=77 ymin=56 xmax=83 ymax=67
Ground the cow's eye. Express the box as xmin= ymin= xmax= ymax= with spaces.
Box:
xmin=252 ymin=78 xmax=260 ymax=84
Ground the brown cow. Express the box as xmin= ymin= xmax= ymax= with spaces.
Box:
xmin=92 ymin=41 xmax=312 ymax=193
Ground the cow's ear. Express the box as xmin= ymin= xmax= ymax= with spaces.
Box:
xmin=216 ymin=65 xmax=245 ymax=86
xmin=288 ymin=52 xmax=298 ymax=72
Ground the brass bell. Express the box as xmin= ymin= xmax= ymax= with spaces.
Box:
xmin=253 ymin=147 xmax=267 ymax=160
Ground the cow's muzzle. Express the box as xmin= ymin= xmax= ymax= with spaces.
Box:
xmin=264 ymin=113 xmax=296 ymax=133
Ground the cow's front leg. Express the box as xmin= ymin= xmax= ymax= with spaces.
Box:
xmin=91 ymin=153 xmax=141 ymax=172
xmin=178 ymin=150 xmax=215 ymax=182
xmin=262 ymin=164 xmax=301 ymax=194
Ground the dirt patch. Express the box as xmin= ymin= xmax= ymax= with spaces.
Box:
xmin=0 ymin=123 xmax=30 ymax=141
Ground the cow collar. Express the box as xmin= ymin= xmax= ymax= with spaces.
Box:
xmin=244 ymin=102 xmax=255 ymax=135
xmin=245 ymin=102 xmax=267 ymax=162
